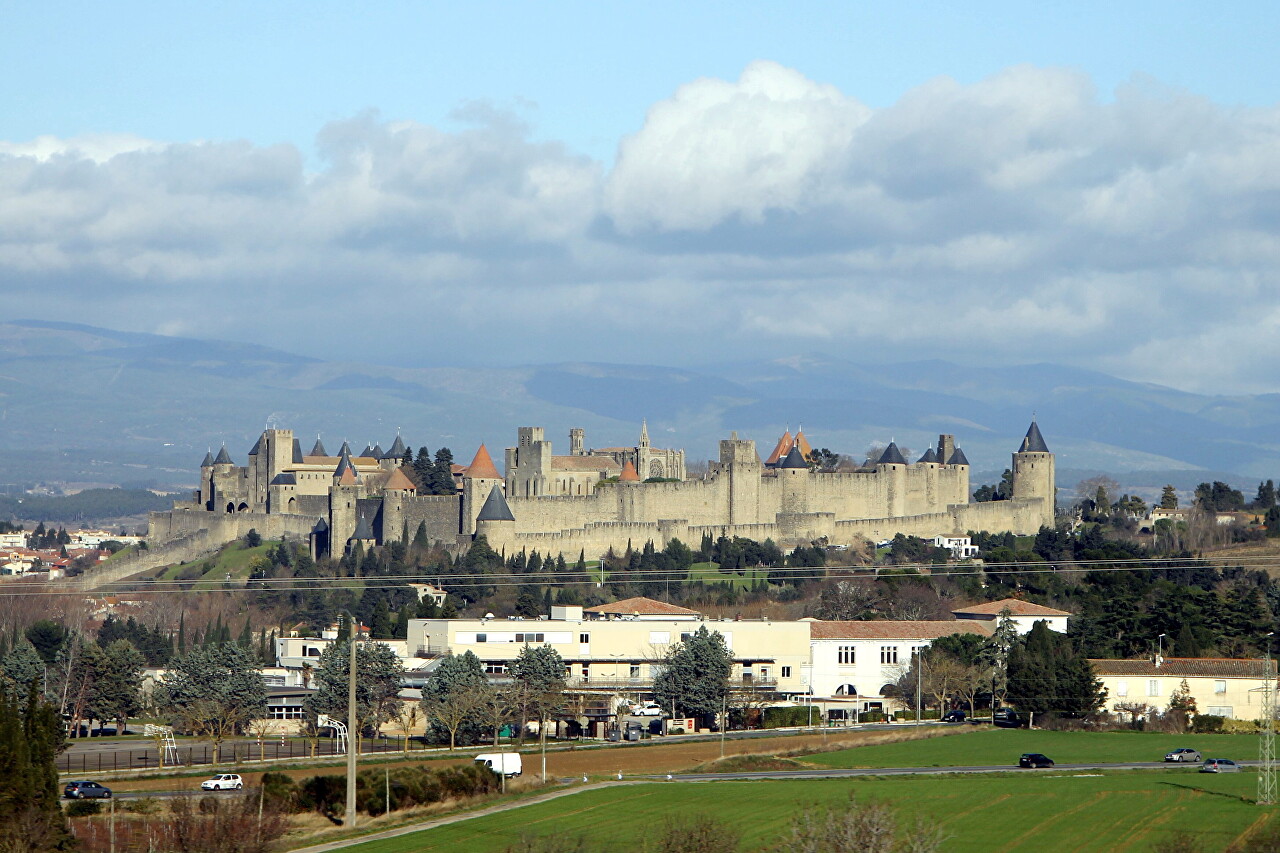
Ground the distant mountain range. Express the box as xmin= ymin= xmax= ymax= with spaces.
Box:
xmin=1 ymin=320 xmax=1275 ymax=501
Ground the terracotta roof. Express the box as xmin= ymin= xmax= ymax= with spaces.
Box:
xmin=619 ymin=460 xmax=641 ymax=482
xmin=384 ymin=468 xmax=416 ymax=491
xmin=809 ymin=620 xmax=993 ymax=640
xmin=1089 ymin=658 xmax=1277 ymax=678
xmin=793 ymin=429 xmax=813 ymax=459
xmin=584 ymin=597 xmax=700 ymax=616
xmin=465 ymin=444 xmax=502 ymax=479
xmin=952 ymin=598 xmax=1072 ymax=617
xmin=551 ymin=457 xmax=619 ymax=472
xmin=765 ymin=431 xmax=793 ymax=465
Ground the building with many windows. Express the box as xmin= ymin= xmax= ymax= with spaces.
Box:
xmin=1089 ymin=657 xmax=1276 ymax=720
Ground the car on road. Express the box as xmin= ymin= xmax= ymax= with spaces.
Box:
xmin=941 ymin=710 xmax=966 ymax=723
xmin=1019 ymin=753 xmax=1055 ymax=768
xmin=993 ymin=708 xmax=1022 ymax=728
xmin=64 ymin=781 xmax=112 ymax=799
xmin=631 ymin=702 xmax=665 ymax=717
xmin=1165 ymin=748 xmax=1202 ymax=763
xmin=201 ymin=773 xmax=244 ymax=791
xmin=1200 ymin=759 xmax=1240 ymax=773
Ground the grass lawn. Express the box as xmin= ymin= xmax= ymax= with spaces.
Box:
xmin=685 ymin=561 xmax=769 ymax=591
xmin=328 ymin=771 xmax=1277 ymax=852
xmin=157 ymin=539 xmax=277 ymax=583
xmin=802 ymin=727 xmax=1259 ymax=769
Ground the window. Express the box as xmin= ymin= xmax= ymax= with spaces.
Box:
xmin=781 ymin=666 xmax=792 ymax=679
xmin=838 ymin=645 xmax=855 ymax=665
xmin=269 ymin=706 xmax=305 ymax=719
xmin=514 ymin=633 xmax=545 ymax=643
xmin=680 ymin=633 xmax=693 ymax=643
xmin=484 ymin=662 xmax=508 ymax=674
xmin=760 ymin=667 xmax=770 ymax=680
xmin=880 ymin=646 xmax=898 ymax=665
xmin=1207 ymin=705 xmax=1233 ymax=717
xmin=1116 ymin=680 xmax=1128 ymax=697
xmin=476 ymin=633 xmax=487 ymax=643
xmin=1215 ymin=680 xmax=1227 ymax=694
xmin=581 ymin=664 xmax=589 ymax=681
xmin=1147 ymin=680 xmax=1160 ymax=697
xmin=579 ymin=633 xmax=590 ymax=644
xmin=630 ymin=664 xmax=641 ymax=678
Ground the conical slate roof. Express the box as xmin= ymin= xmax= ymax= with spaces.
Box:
xmin=918 ymin=448 xmax=937 ymax=464
xmin=384 ymin=467 xmax=416 ymax=491
xmin=292 ymin=438 xmax=304 ymax=464
xmin=465 ymin=444 xmax=502 ymax=479
xmin=947 ymin=448 xmax=970 ymax=466
xmin=248 ymin=434 xmax=262 ymax=456
xmin=213 ymin=445 xmax=233 ymax=465
xmin=338 ymin=441 xmax=352 ymax=457
xmin=878 ymin=442 xmax=908 ymax=465
xmin=477 ymin=485 xmax=516 ymax=522
xmin=310 ymin=437 xmax=328 ymax=457
xmin=334 ymin=453 xmax=358 ymax=483
xmin=1019 ymin=420 xmax=1050 ymax=454
xmin=369 ymin=444 xmax=384 ymax=459
xmin=780 ymin=445 xmax=808 ymax=469
xmin=352 ymin=514 xmax=375 ymax=540
xmin=360 ymin=444 xmax=376 ymax=458
xmin=384 ymin=435 xmax=407 ymax=460
xmin=201 ymin=451 xmax=215 ymax=468
xmin=619 ymin=460 xmax=641 ymax=481
xmin=311 ymin=517 xmax=328 ymax=533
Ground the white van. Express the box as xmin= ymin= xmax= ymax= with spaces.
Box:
xmin=475 ymin=753 xmax=522 ymax=777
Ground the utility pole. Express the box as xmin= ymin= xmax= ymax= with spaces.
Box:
xmin=1261 ymin=632 xmax=1276 ymax=806
xmin=345 ymin=614 xmax=359 ymax=828
xmin=720 ymin=692 xmax=727 ymax=758
xmin=915 ymin=651 xmax=923 ymax=726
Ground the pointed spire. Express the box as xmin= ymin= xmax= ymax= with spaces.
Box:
xmin=878 ymin=442 xmax=908 ymax=465
xmin=338 ymin=440 xmax=352 ymax=457
xmin=334 ymin=452 xmax=359 ymax=484
xmin=465 ymin=444 xmax=502 ymax=479
xmin=947 ymin=448 xmax=970 ymax=466
xmin=620 ymin=460 xmax=641 ymax=482
xmin=639 ymin=419 xmax=650 ymax=447
xmin=292 ymin=438 xmax=304 ymax=464
xmin=780 ymin=445 xmax=808 ymax=469
xmin=384 ymin=435 xmax=408 ymax=460
xmin=1019 ymin=419 xmax=1050 ymax=454
xmin=311 ymin=517 xmax=328 ymax=533
xmin=201 ymin=451 xmax=215 ymax=468
xmin=384 ymin=467 xmax=416 ymax=491
xmin=477 ymin=485 xmax=516 ymax=522
xmin=369 ymin=443 xmax=384 ymax=459
xmin=360 ymin=444 xmax=376 ymax=458
xmin=248 ymin=434 xmax=262 ymax=456
xmin=793 ymin=426 xmax=813 ymax=459
xmin=766 ymin=430 xmax=793 ymax=465
xmin=213 ymin=445 xmax=233 ymax=465
xmin=310 ymin=437 xmax=327 ymax=457
xmin=352 ymin=514 xmax=375 ymax=541
xmin=917 ymin=448 xmax=938 ymax=464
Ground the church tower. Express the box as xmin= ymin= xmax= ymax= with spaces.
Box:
xmin=1012 ymin=419 xmax=1055 ymax=528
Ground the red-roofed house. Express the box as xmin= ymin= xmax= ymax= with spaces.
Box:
xmin=952 ymin=598 xmax=1071 ymax=634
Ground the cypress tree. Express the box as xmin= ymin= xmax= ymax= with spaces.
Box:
xmin=177 ymin=612 xmax=186 ymax=654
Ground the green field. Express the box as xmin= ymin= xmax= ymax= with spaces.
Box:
xmin=803 ymin=728 xmax=1260 ymax=769
xmin=332 ymin=772 xmax=1276 ymax=852
xmin=155 ymin=539 xmax=278 ymax=585
xmin=685 ymin=561 xmax=769 ymax=590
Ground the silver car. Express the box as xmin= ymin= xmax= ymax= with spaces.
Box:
xmin=1165 ymin=748 xmax=1202 ymax=763
xmin=1200 ymin=759 xmax=1240 ymax=773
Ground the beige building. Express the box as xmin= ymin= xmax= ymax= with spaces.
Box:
xmin=952 ymin=598 xmax=1071 ymax=635
xmin=1090 ymin=657 xmax=1277 ymax=720
xmin=406 ymin=599 xmax=811 ymax=701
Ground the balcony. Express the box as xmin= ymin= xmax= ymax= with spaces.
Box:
xmin=414 ymin=644 xmax=452 ymax=658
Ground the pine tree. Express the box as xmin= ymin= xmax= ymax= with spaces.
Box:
xmin=238 ymin=616 xmax=252 ymax=648
xmin=1160 ymin=485 xmax=1178 ymax=509
xmin=177 ymin=612 xmax=187 ymax=655
xmin=413 ymin=446 xmax=433 ymax=490
xmin=431 ymin=447 xmax=455 ymax=495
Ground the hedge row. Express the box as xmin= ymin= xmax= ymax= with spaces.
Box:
xmin=262 ymin=763 xmax=501 ymax=817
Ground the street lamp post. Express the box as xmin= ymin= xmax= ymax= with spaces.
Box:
xmin=345 ymin=613 xmax=359 ymax=828
xmin=1157 ymin=633 xmax=1168 ymax=662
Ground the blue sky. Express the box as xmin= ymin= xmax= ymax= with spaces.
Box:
xmin=3 ymin=2 xmax=1280 ymax=394
xmin=6 ymin=2 xmax=1275 ymax=162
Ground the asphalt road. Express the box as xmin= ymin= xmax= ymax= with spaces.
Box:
xmin=658 ymin=760 xmax=1258 ymax=782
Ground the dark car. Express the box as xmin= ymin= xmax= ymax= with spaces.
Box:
xmin=941 ymin=710 xmax=967 ymax=723
xmin=1019 ymin=753 xmax=1054 ymax=768
xmin=64 ymin=781 xmax=112 ymax=799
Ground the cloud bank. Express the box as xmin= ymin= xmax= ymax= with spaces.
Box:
xmin=3 ymin=61 xmax=1279 ymax=393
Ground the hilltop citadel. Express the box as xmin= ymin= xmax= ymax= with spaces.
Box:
xmin=147 ymin=421 xmax=1056 ymax=560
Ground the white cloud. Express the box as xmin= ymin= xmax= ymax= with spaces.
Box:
xmin=2 ymin=64 xmax=1280 ymax=393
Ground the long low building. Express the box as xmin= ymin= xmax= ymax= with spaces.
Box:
xmin=1089 ymin=657 xmax=1276 ymax=720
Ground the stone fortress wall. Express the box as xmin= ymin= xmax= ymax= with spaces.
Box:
xmin=145 ymin=420 xmax=1056 ymax=569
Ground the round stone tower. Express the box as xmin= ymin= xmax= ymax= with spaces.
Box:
xmin=1012 ymin=419 xmax=1055 ymax=528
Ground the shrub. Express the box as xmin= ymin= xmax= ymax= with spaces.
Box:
xmin=260 ymin=772 xmax=300 ymax=813
xmin=1190 ymin=715 xmax=1225 ymax=734
xmin=654 ymin=815 xmax=740 ymax=853
xmin=66 ymin=800 xmax=101 ymax=817
xmin=763 ymin=706 xmax=821 ymax=729
xmin=298 ymin=774 xmax=345 ymax=817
